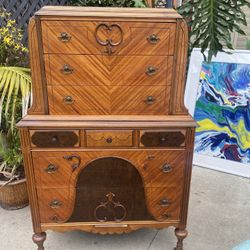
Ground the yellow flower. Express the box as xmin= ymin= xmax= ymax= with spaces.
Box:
xmin=3 ymin=36 xmax=11 ymax=44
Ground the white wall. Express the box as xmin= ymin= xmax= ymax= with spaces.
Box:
xmin=232 ymin=6 xmax=250 ymax=49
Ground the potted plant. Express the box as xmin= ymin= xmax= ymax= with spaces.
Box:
xmin=0 ymin=9 xmax=31 ymax=209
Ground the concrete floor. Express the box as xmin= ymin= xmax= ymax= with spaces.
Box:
xmin=0 ymin=166 xmax=250 ymax=250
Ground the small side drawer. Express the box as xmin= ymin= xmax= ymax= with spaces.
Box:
xmin=37 ymin=187 xmax=74 ymax=223
xmin=140 ymin=130 xmax=186 ymax=148
xmin=141 ymin=150 xmax=185 ymax=187
xmin=32 ymin=151 xmax=81 ymax=188
xmin=146 ymin=186 xmax=183 ymax=221
xmin=85 ymin=130 xmax=133 ymax=147
xmin=30 ymin=130 xmax=79 ymax=148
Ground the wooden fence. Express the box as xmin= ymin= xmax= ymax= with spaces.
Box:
xmin=0 ymin=0 xmax=176 ymax=44
xmin=0 ymin=0 xmax=69 ymax=43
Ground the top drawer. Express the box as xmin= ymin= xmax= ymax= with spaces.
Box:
xmin=41 ymin=21 xmax=176 ymax=56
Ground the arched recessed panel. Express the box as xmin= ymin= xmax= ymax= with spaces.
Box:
xmin=68 ymin=157 xmax=153 ymax=222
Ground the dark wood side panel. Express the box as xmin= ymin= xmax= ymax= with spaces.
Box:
xmin=28 ymin=17 xmax=48 ymax=115
xmin=19 ymin=128 xmax=42 ymax=233
xmin=179 ymin=128 xmax=195 ymax=228
xmin=170 ymin=19 xmax=189 ymax=115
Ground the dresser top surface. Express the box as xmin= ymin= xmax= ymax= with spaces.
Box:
xmin=35 ymin=6 xmax=182 ymax=19
xmin=17 ymin=115 xmax=196 ymax=128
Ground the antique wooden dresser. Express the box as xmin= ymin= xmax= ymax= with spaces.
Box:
xmin=17 ymin=6 xmax=196 ymax=250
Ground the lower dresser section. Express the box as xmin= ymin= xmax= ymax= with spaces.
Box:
xmin=33 ymin=150 xmax=185 ymax=224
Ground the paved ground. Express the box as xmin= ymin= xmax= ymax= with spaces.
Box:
xmin=1 ymin=166 xmax=250 ymax=250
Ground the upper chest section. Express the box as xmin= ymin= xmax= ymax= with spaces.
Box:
xmin=29 ymin=7 xmax=188 ymax=116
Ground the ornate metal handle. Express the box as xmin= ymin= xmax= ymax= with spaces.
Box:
xmin=61 ymin=64 xmax=73 ymax=74
xmin=44 ymin=164 xmax=58 ymax=174
xmin=147 ymin=34 xmax=160 ymax=44
xmin=161 ymin=164 xmax=172 ymax=173
xmin=144 ymin=96 xmax=155 ymax=105
xmin=94 ymin=23 xmax=123 ymax=55
xmin=49 ymin=200 xmax=62 ymax=209
xmin=63 ymin=96 xmax=74 ymax=105
xmin=106 ymin=137 xmax=113 ymax=144
xmin=160 ymin=198 xmax=171 ymax=207
xmin=63 ymin=154 xmax=81 ymax=171
xmin=58 ymin=32 xmax=71 ymax=42
xmin=94 ymin=192 xmax=127 ymax=222
xmin=146 ymin=66 xmax=158 ymax=76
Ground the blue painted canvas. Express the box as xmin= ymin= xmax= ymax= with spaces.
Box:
xmin=233 ymin=240 xmax=250 ymax=250
xmin=194 ymin=62 xmax=250 ymax=163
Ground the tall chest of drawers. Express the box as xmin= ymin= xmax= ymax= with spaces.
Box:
xmin=17 ymin=6 xmax=196 ymax=250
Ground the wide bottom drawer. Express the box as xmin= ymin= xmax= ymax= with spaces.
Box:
xmin=37 ymin=186 xmax=182 ymax=223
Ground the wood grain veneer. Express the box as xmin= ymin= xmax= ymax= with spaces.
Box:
xmin=44 ymin=55 xmax=173 ymax=86
xmin=85 ymin=130 xmax=134 ymax=147
xmin=17 ymin=6 xmax=195 ymax=250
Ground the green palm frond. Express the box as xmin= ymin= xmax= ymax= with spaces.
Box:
xmin=0 ymin=66 xmax=31 ymax=131
xmin=178 ymin=0 xmax=250 ymax=61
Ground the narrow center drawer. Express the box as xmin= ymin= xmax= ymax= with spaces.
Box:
xmin=85 ymin=130 xmax=134 ymax=147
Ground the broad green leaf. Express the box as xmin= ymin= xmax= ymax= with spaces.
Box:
xmin=0 ymin=66 xmax=31 ymax=128
xmin=178 ymin=0 xmax=250 ymax=61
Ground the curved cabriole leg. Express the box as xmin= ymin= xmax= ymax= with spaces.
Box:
xmin=174 ymin=228 xmax=188 ymax=250
xmin=32 ymin=232 xmax=46 ymax=250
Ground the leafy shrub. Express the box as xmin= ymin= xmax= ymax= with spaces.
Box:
xmin=0 ymin=8 xmax=28 ymax=67
xmin=70 ymin=0 xmax=147 ymax=7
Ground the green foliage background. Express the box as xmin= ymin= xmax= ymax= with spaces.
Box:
xmin=178 ymin=0 xmax=250 ymax=61
xmin=70 ymin=0 xmax=146 ymax=7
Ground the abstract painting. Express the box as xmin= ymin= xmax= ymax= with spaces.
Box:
xmin=194 ymin=62 xmax=250 ymax=164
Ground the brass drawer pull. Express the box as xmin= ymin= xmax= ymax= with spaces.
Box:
xmin=51 ymin=136 xmax=58 ymax=143
xmin=161 ymin=164 xmax=172 ymax=173
xmin=161 ymin=213 xmax=171 ymax=220
xmin=61 ymin=64 xmax=74 ymax=74
xmin=160 ymin=136 xmax=167 ymax=143
xmin=49 ymin=215 xmax=60 ymax=222
xmin=147 ymin=34 xmax=160 ymax=44
xmin=63 ymin=154 xmax=81 ymax=171
xmin=147 ymin=155 xmax=155 ymax=160
xmin=49 ymin=200 xmax=62 ymax=209
xmin=146 ymin=66 xmax=158 ymax=76
xmin=58 ymin=32 xmax=71 ymax=42
xmin=106 ymin=137 xmax=113 ymax=144
xmin=144 ymin=96 xmax=155 ymax=105
xmin=160 ymin=198 xmax=171 ymax=207
xmin=44 ymin=164 xmax=58 ymax=174
xmin=63 ymin=96 xmax=74 ymax=105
